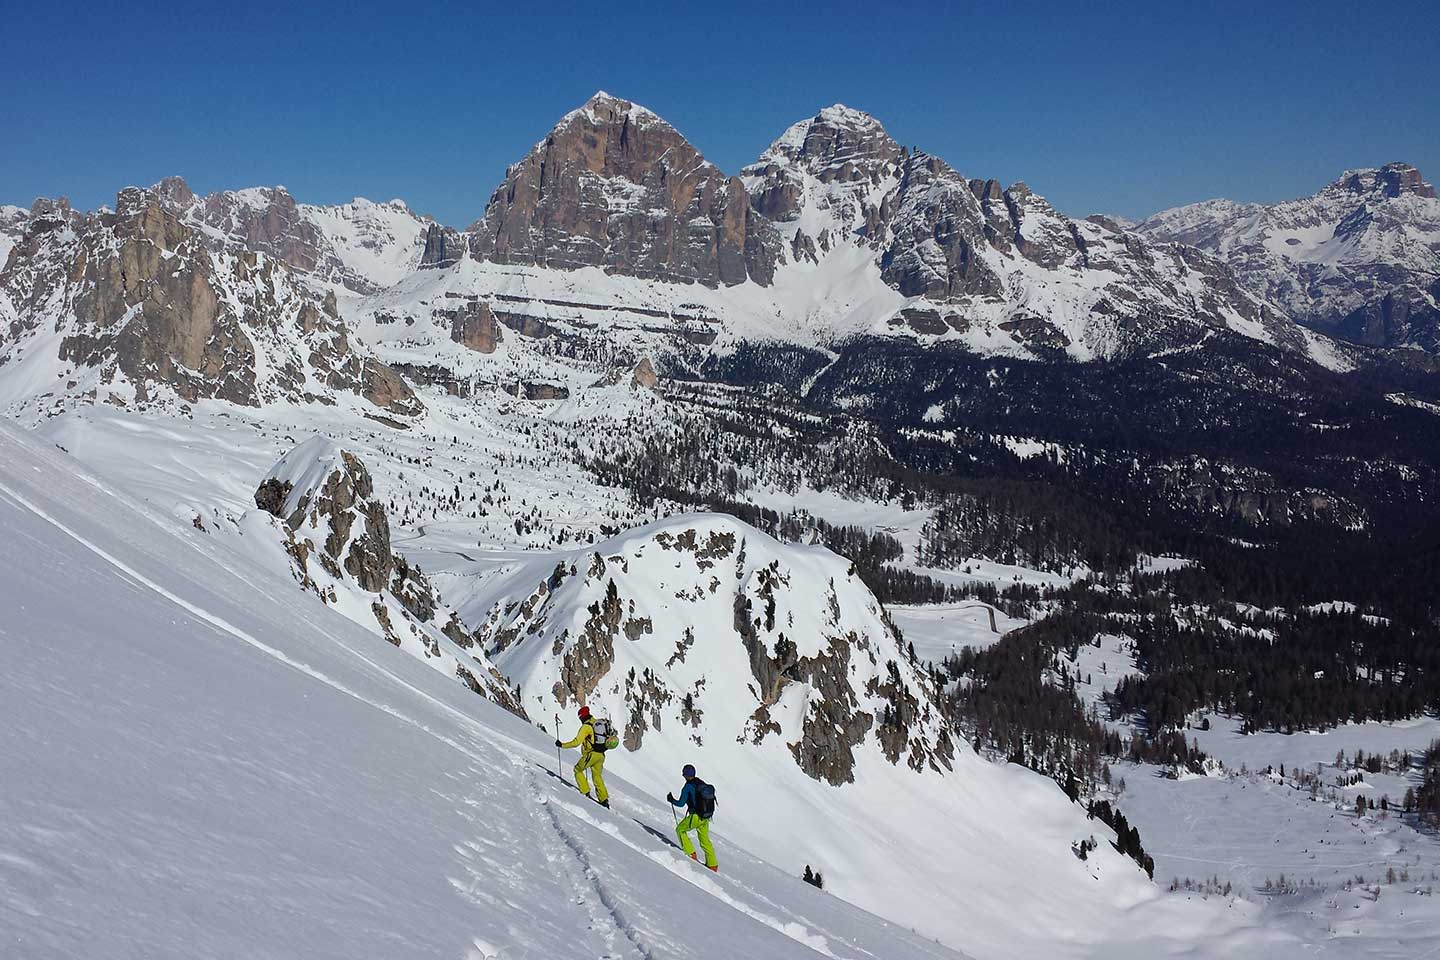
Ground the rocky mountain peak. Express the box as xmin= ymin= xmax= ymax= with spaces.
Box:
xmin=763 ymin=104 xmax=900 ymax=168
xmin=468 ymin=92 xmax=779 ymax=286
xmin=744 ymin=105 xmax=904 ymax=239
xmin=155 ymin=175 xmax=196 ymax=209
xmin=1335 ymin=162 xmax=1436 ymax=200
xmin=561 ymin=90 xmax=668 ymax=134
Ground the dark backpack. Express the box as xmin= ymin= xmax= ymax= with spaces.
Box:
xmin=691 ymin=778 xmax=717 ymax=820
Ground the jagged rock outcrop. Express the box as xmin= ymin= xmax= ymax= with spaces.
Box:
xmin=1137 ymin=162 xmax=1440 ymax=352
xmin=253 ymin=436 xmax=524 ymax=714
xmin=191 ymin=184 xmax=432 ymax=294
xmin=448 ymin=300 xmax=502 ymax=353
xmin=631 ymin=356 xmax=658 ymax=390
xmin=0 ymin=181 xmax=422 ymax=415
xmin=879 ymin=151 xmax=1004 ymax=300
xmin=255 ymin=438 xmax=393 ymax=590
xmin=62 ymin=186 xmax=259 ymax=404
xmin=742 ymin=103 xmax=904 ymax=243
xmin=469 ymin=92 xmax=781 ymax=287
xmin=201 ymin=184 xmax=323 ymax=274
xmin=420 ymin=222 xmax=464 ymax=269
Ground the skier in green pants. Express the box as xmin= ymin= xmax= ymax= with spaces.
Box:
xmin=668 ymin=764 xmax=718 ymax=872
xmin=556 ymin=705 xmax=610 ymax=807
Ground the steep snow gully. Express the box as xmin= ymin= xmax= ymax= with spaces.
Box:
xmin=0 ymin=420 xmax=963 ymax=960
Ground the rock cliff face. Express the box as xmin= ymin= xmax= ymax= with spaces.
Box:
xmin=447 ymin=300 xmax=502 ymax=353
xmin=743 ymin=103 xmax=903 ymax=248
xmin=469 ymin=92 xmax=780 ymax=287
xmin=1137 ymin=163 xmax=1440 ymax=352
xmin=0 ymin=181 xmax=421 ymax=415
xmin=253 ymin=436 xmax=524 ymax=714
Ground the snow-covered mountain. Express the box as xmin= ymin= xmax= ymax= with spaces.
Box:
xmin=0 ymin=91 xmax=1360 ymax=430
xmin=165 ymin=176 xmax=434 ymax=294
xmin=1136 ymin=163 xmax=1440 ymax=352
xmin=439 ymin=511 xmax=1185 ymax=957
xmin=742 ymin=104 xmax=1321 ymax=361
xmin=0 ymin=419 xmax=979 ymax=960
xmin=3 ymin=89 xmax=1438 ymax=960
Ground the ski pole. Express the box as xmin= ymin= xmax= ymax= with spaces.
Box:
xmin=555 ymin=713 xmax=565 ymax=784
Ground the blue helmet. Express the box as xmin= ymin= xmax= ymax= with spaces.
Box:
xmin=682 ymin=764 xmax=696 ymax=779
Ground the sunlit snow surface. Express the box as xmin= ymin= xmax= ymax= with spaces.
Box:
xmin=0 ymin=420 xmax=971 ymax=960
xmin=6 ymin=392 xmax=1439 ymax=956
xmin=0 ymin=414 xmax=1352 ymax=960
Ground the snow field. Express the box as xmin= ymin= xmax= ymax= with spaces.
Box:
xmin=0 ymin=419 xmax=968 ymax=960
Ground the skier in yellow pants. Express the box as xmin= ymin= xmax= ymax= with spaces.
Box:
xmin=556 ymin=705 xmax=610 ymax=808
xmin=668 ymin=764 xmax=717 ymax=871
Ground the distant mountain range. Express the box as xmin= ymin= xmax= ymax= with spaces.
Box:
xmin=1137 ymin=163 xmax=1440 ymax=352
xmin=16 ymin=91 xmax=1428 ymax=424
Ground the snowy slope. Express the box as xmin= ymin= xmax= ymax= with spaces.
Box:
xmin=415 ymin=512 xmax=1294 ymax=960
xmin=297 ymin=196 xmax=431 ymax=290
xmin=0 ymin=396 xmax=1401 ymax=959
xmin=0 ymin=418 xmax=973 ymax=960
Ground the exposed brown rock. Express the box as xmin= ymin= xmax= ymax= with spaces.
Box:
xmin=448 ymin=300 xmax=502 ymax=353
xmin=631 ymin=356 xmax=659 ymax=390
xmin=420 ymin=222 xmax=464 ymax=268
xmin=470 ymin=92 xmax=780 ymax=287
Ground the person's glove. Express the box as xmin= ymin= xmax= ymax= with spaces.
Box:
xmin=667 ymin=793 xmax=676 ymax=803
xmin=555 ymin=739 xmax=563 ymax=747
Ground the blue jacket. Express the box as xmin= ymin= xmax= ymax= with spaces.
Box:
xmin=670 ymin=779 xmax=700 ymax=815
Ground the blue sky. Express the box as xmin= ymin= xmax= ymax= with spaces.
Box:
xmin=2 ymin=0 xmax=1435 ymax=225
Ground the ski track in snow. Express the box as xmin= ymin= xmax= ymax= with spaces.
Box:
xmin=546 ymin=792 xmax=847 ymax=959
xmin=521 ymin=762 xmax=653 ymax=960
